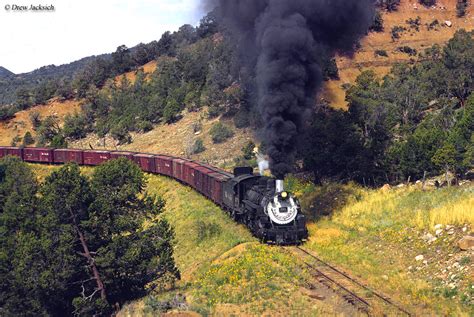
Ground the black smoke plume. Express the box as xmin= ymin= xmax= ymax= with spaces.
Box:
xmin=205 ymin=0 xmax=375 ymax=179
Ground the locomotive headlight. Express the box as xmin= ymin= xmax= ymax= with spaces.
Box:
xmin=281 ymin=191 xmax=288 ymax=199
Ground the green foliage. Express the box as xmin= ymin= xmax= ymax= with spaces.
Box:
xmin=0 ymin=159 xmax=179 ymax=315
xmin=29 ymin=111 xmax=42 ymax=130
xmin=242 ymin=141 xmax=256 ymax=160
xmin=397 ymin=46 xmax=417 ymax=56
xmin=191 ymin=138 xmax=206 ymax=155
xmin=210 ymin=122 xmax=234 ymax=144
xmin=391 ymin=25 xmax=406 ymax=40
xmin=370 ymin=11 xmax=384 ymax=32
xmin=376 ymin=0 xmax=401 ymax=11
xmin=313 ymin=30 xmax=474 ymax=184
xmin=22 ymin=131 xmax=34 ymax=146
xmin=406 ymin=16 xmax=421 ymax=32
xmin=419 ymin=0 xmax=436 ymax=6
xmin=63 ymin=112 xmax=90 ymax=140
xmin=456 ymin=0 xmax=469 ymax=18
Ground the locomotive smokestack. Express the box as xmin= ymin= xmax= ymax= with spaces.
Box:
xmin=276 ymin=180 xmax=284 ymax=193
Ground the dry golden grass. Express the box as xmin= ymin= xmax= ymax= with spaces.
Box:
xmin=113 ymin=60 xmax=157 ymax=86
xmin=69 ymin=110 xmax=254 ymax=170
xmin=324 ymin=0 xmax=474 ymax=109
xmin=0 ymin=98 xmax=81 ymax=146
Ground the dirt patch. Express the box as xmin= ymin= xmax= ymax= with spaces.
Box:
xmin=0 ymin=98 xmax=82 ymax=146
xmin=324 ymin=0 xmax=474 ymax=109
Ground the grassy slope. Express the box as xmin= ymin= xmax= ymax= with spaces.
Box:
xmin=30 ymin=164 xmax=473 ymax=316
xmin=290 ymin=180 xmax=474 ymax=316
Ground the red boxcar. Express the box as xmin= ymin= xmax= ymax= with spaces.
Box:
xmin=23 ymin=148 xmax=54 ymax=163
xmin=155 ymin=155 xmax=174 ymax=177
xmin=172 ymin=158 xmax=186 ymax=182
xmin=2 ymin=147 xmax=23 ymax=158
xmin=194 ymin=166 xmax=213 ymax=197
xmin=209 ymin=172 xmax=231 ymax=205
xmin=0 ymin=147 xmax=6 ymax=159
xmin=83 ymin=150 xmax=111 ymax=166
xmin=134 ymin=154 xmax=156 ymax=173
xmin=110 ymin=151 xmax=135 ymax=161
xmin=54 ymin=149 xmax=84 ymax=164
xmin=183 ymin=161 xmax=201 ymax=188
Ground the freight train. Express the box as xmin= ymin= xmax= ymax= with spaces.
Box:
xmin=0 ymin=146 xmax=308 ymax=244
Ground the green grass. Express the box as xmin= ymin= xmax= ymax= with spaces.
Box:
xmin=29 ymin=165 xmax=473 ymax=316
xmin=295 ymin=180 xmax=474 ymax=316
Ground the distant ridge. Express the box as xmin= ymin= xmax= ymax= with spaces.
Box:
xmin=0 ymin=67 xmax=14 ymax=78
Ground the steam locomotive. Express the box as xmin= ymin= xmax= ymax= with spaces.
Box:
xmin=0 ymin=146 xmax=308 ymax=244
xmin=223 ymin=167 xmax=307 ymax=244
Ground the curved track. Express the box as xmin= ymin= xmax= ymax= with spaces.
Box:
xmin=290 ymin=246 xmax=412 ymax=316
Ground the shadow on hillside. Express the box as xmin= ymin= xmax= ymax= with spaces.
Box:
xmin=300 ymin=183 xmax=360 ymax=222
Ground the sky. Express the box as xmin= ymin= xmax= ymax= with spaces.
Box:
xmin=0 ymin=0 xmax=205 ymax=74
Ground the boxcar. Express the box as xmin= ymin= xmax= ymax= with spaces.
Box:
xmin=110 ymin=151 xmax=135 ymax=161
xmin=183 ymin=161 xmax=201 ymax=188
xmin=83 ymin=150 xmax=111 ymax=166
xmin=2 ymin=147 xmax=23 ymax=158
xmin=172 ymin=158 xmax=186 ymax=182
xmin=209 ymin=172 xmax=231 ymax=205
xmin=194 ymin=166 xmax=213 ymax=197
xmin=54 ymin=149 xmax=84 ymax=164
xmin=155 ymin=155 xmax=173 ymax=177
xmin=0 ymin=147 xmax=6 ymax=159
xmin=23 ymin=148 xmax=54 ymax=163
xmin=134 ymin=154 xmax=156 ymax=173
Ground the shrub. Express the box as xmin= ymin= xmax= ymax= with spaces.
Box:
xmin=397 ymin=46 xmax=418 ymax=56
xmin=50 ymin=134 xmax=67 ymax=149
xmin=456 ymin=0 xmax=469 ymax=17
xmin=0 ymin=105 xmax=17 ymax=121
xmin=242 ymin=141 xmax=256 ymax=160
xmin=111 ymin=124 xmax=132 ymax=145
xmin=419 ymin=0 xmax=436 ymax=6
xmin=11 ymin=135 xmax=21 ymax=146
xmin=233 ymin=110 xmax=251 ymax=128
xmin=23 ymin=132 xmax=34 ymax=146
xmin=191 ymin=138 xmax=206 ymax=154
xmin=376 ymin=0 xmax=401 ymax=11
xmin=63 ymin=113 xmax=89 ymax=140
xmin=137 ymin=120 xmax=154 ymax=133
xmin=29 ymin=111 xmax=42 ymax=130
xmin=391 ymin=26 xmax=406 ymax=40
xmin=375 ymin=49 xmax=388 ymax=57
xmin=210 ymin=122 xmax=234 ymax=144
xmin=370 ymin=11 xmax=384 ymax=32
xmin=427 ymin=19 xmax=440 ymax=30
xmin=406 ymin=16 xmax=421 ymax=31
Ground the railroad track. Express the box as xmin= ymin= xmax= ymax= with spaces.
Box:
xmin=290 ymin=246 xmax=412 ymax=316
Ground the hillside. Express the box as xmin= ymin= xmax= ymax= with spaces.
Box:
xmin=28 ymin=164 xmax=474 ymax=316
xmin=323 ymin=0 xmax=474 ymax=108
xmin=0 ymin=54 xmax=111 ymax=105
xmin=0 ymin=67 xmax=14 ymax=78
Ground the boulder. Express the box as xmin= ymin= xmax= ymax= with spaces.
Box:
xmin=381 ymin=184 xmax=391 ymax=192
xmin=445 ymin=20 xmax=452 ymax=27
xmin=458 ymin=236 xmax=474 ymax=251
xmin=415 ymin=255 xmax=424 ymax=261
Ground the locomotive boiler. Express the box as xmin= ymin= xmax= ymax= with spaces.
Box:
xmin=223 ymin=167 xmax=308 ymax=244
